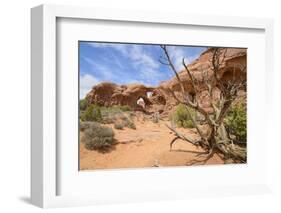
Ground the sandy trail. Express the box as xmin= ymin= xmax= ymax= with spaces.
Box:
xmin=79 ymin=119 xmax=224 ymax=170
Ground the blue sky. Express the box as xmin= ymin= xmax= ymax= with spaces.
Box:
xmin=79 ymin=42 xmax=206 ymax=98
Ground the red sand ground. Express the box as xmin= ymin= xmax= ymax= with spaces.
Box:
xmin=79 ymin=117 xmax=224 ymax=170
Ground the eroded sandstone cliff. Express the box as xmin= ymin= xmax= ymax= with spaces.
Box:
xmin=85 ymin=47 xmax=246 ymax=115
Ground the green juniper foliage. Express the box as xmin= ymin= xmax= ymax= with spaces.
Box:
xmin=81 ymin=104 xmax=102 ymax=122
xmin=225 ymin=103 xmax=247 ymax=143
xmin=79 ymin=98 xmax=88 ymax=111
xmin=172 ymin=104 xmax=196 ymax=128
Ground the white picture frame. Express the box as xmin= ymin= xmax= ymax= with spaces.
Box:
xmin=31 ymin=4 xmax=274 ymax=208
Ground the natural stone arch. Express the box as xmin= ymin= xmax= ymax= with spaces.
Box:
xmin=136 ymin=97 xmax=145 ymax=109
xmin=136 ymin=95 xmax=152 ymax=109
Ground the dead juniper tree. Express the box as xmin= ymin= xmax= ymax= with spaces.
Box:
xmin=159 ymin=45 xmax=246 ymax=163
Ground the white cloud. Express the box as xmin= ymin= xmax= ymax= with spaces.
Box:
xmin=89 ymin=43 xmax=158 ymax=69
xmin=85 ymin=42 xmax=204 ymax=87
xmin=83 ymin=56 xmax=117 ymax=80
xmin=130 ymin=45 xmax=159 ymax=69
xmin=167 ymin=46 xmax=202 ymax=71
xmin=88 ymin=43 xmax=128 ymax=55
xmin=169 ymin=47 xmax=190 ymax=70
xmin=88 ymin=43 xmax=162 ymax=84
xmin=111 ymin=44 xmax=129 ymax=55
xmin=80 ymin=74 xmax=99 ymax=99
xmin=110 ymin=53 xmax=125 ymax=70
xmin=128 ymin=45 xmax=163 ymax=82
xmin=168 ymin=46 xmax=186 ymax=71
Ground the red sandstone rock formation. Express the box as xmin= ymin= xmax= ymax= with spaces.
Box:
xmin=159 ymin=47 xmax=247 ymax=113
xmin=85 ymin=48 xmax=246 ymax=115
xmin=86 ymin=82 xmax=156 ymax=109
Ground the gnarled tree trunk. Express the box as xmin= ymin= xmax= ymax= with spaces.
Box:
xmin=159 ymin=46 xmax=246 ymax=163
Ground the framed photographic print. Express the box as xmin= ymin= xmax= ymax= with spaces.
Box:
xmin=31 ymin=4 xmax=274 ymax=208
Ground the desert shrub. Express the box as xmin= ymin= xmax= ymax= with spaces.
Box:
xmin=173 ymin=104 xmax=195 ymax=128
xmin=102 ymin=116 xmax=115 ymax=124
xmin=100 ymin=105 xmax=131 ymax=114
xmin=99 ymin=105 xmax=133 ymax=124
xmin=126 ymin=120 xmax=136 ymax=129
xmin=100 ymin=107 xmax=121 ymax=123
xmin=79 ymin=98 xmax=88 ymax=111
xmin=81 ymin=104 xmax=102 ymax=122
xmin=127 ymin=111 xmax=135 ymax=117
xmin=101 ymin=112 xmax=124 ymax=125
xmin=152 ymin=116 xmax=159 ymax=123
xmin=80 ymin=121 xmax=92 ymax=131
xmin=119 ymin=105 xmax=132 ymax=112
xmin=101 ymin=106 xmax=118 ymax=114
xmin=114 ymin=121 xmax=124 ymax=130
xmin=82 ymin=122 xmax=115 ymax=150
xmin=152 ymin=112 xmax=159 ymax=123
xmin=120 ymin=117 xmax=136 ymax=129
xmin=225 ymin=103 xmax=247 ymax=143
xmin=101 ymin=108 xmax=136 ymax=129
xmin=181 ymin=120 xmax=194 ymax=128
xmin=116 ymin=113 xmax=128 ymax=121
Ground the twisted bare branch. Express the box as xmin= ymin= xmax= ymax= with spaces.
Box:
xmin=159 ymin=46 xmax=247 ymax=163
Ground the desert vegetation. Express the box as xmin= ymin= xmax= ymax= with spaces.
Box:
xmin=80 ymin=104 xmax=137 ymax=152
xmin=80 ymin=104 xmax=102 ymax=122
xmin=81 ymin=122 xmax=115 ymax=151
xmin=225 ymin=103 xmax=247 ymax=144
xmin=159 ymin=45 xmax=246 ymax=163
xmin=79 ymin=43 xmax=247 ymax=170
xmin=170 ymin=104 xmax=196 ymax=128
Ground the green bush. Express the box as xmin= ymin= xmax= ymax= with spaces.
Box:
xmin=81 ymin=104 xmax=102 ymax=122
xmin=79 ymin=98 xmax=88 ymax=111
xmin=114 ymin=122 xmax=124 ymax=130
xmin=173 ymin=104 xmax=195 ymax=128
xmin=119 ymin=105 xmax=132 ymax=112
xmin=181 ymin=120 xmax=194 ymax=128
xmin=82 ymin=122 xmax=115 ymax=150
xmin=100 ymin=105 xmax=131 ymax=114
xmin=225 ymin=103 xmax=247 ymax=143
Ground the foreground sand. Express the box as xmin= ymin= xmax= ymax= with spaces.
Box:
xmin=79 ymin=118 xmax=224 ymax=170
